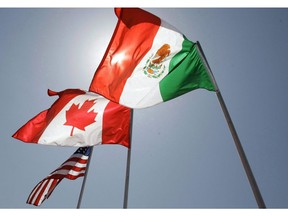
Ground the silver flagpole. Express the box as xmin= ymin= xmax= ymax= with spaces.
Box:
xmin=77 ymin=146 xmax=94 ymax=209
xmin=123 ymin=109 xmax=134 ymax=209
xmin=196 ymin=41 xmax=266 ymax=208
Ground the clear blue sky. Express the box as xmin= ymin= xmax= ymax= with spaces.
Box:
xmin=1 ymin=6 xmax=288 ymax=211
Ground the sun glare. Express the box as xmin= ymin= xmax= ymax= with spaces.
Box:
xmin=111 ymin=52 xmax=126 ymax=65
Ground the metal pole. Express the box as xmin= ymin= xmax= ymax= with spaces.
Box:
xmin=123 ymin=109 xmax=134 ymax=209
xmin=77 ymin=146 xmax=94 ymax=209
xmin=196 ymin=41 xmax=266 ymax=208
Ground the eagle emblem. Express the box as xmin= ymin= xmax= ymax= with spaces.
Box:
xmin=143 ymin=44 xmax=171 ymax=78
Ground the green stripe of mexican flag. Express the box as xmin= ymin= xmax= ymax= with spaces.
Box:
xmin=89 ymin=8 xmax=215 ymax=108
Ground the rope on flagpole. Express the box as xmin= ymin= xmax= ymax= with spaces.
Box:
xmin=196 ymin=41 xmax=266 ymax=208
xmin=76 ymin=146 xmax=94 ymax=208
xmin=123 ymin=109 xmax=134 ymax=209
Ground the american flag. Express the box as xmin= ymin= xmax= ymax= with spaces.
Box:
xmin=27 ymin=147 xmax=92 ymax=206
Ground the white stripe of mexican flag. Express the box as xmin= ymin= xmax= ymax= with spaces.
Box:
xmin=120 ymin=20 xmax=185 ymax=108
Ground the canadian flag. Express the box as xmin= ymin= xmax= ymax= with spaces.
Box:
xmin=12 ymin=89 xmax=131 ymax=148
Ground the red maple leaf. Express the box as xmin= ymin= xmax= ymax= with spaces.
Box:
xmin=64 ymin=99 xmax=98 ymax=136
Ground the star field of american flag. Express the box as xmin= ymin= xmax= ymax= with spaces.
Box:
xmin=75 ymin=147 xmax=91 ymax=157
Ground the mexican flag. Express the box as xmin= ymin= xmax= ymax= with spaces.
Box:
xmin=89 ymin=8 xmax=215 ymax=108
xmin=12 ymin=89 xmax=131 ymax=148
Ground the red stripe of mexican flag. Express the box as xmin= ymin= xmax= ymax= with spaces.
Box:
xmin=12 ymin=89 xmax=131 ymax=148
xmin=89 ymin=8 xmax=215 ymax=108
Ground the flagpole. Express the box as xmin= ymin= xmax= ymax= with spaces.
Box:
xmin=76 ymin=146 xmax=94 ymax=209
xmin=123 ymin=109 xmax=134 ymax=209
xmin=196 ymin=41 xmax=266 ymax=208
